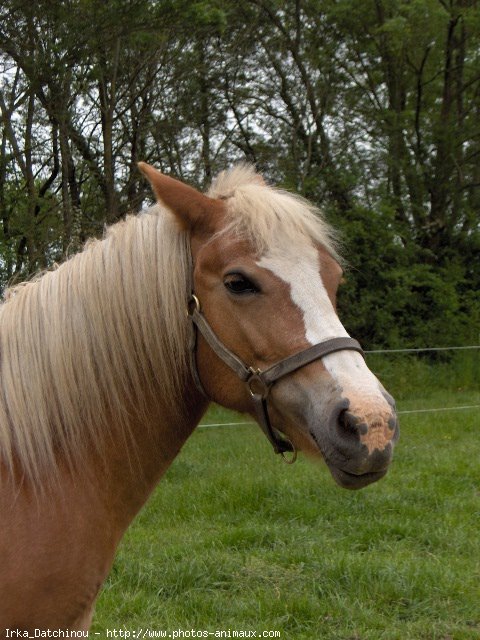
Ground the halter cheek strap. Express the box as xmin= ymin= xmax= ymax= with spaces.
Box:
xmin=187 ymin=294 xmax=365 ymax=462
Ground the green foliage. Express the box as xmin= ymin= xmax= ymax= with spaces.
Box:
xmin=367 ymin=350 xmax=480 ymax=402
xmin=0 ymin=178 xmax=62 ymax=289
xmin=184 ymin=1 xmax=228 ymax=31
xmin=0 ymin=0 xmax=478 ymax=346
xmin=333 ymin=200 xmax=479 ymax=348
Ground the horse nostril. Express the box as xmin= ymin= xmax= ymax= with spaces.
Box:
xmin=337 ymin=409 xmax=364 ymax=440
xmin=326 ymin=402 xmax=398 ymax=465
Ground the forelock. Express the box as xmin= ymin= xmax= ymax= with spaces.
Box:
xmin=207 ymin=164 xmax=341 ymax=260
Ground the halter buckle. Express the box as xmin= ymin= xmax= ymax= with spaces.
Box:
xmin=246 ymin=368 xmax=270 ymax=399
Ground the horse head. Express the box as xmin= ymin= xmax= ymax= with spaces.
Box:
xmin=139 ymin=162 xmax=399 ymax=489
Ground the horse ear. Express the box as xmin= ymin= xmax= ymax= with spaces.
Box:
xmin=138 ymin=162 xmax=223 ymax=232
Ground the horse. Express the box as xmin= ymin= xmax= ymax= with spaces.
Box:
xmin=0 ymin=163 xmax=399 ymax=632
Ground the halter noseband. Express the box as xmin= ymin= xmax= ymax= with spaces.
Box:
xmin=187 ymin=294 xmax=364 ymax=463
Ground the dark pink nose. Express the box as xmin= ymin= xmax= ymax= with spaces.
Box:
xmin=311 ymin=394 xmax=399 ymax=489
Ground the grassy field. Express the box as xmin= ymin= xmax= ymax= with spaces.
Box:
xmin=92 ymin=355 xmax=480 ymax=639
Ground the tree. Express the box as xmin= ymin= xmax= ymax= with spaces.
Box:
xmin=0 ymin=0 xmax=478 ymax=346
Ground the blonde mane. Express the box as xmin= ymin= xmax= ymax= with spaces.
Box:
xmin=0 ymin=164 xmax=339 ymax=483
xmin=0 ymin=207 xmax=191 ymax=483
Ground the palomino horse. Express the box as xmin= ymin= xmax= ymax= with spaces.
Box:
xmin=0 ymin=164 xmax=398 ymax=632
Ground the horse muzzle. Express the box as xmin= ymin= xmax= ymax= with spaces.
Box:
xmin=309 ymin=393 xmax=399 ymax=489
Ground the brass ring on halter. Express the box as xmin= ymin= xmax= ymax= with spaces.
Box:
xmin=280 ymin=444 xmax=297 ymax=464
xmin=187 ymin=294 xmax=201 ymax=317
xmin=246 ymin=368 xmax=270 ymax=399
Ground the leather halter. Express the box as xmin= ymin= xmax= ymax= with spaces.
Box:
xmin=187 ymin=294 xmax=364 ymax=463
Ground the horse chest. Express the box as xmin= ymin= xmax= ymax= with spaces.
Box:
xmin=0 ymin=484 xmax=116 ymax=630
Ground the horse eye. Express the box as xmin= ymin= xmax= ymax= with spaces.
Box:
xmin=224 ymin=273 xmax=259 ymax=295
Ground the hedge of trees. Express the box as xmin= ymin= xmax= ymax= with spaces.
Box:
xmin=1 ymin=0 xmax=479 ymax=348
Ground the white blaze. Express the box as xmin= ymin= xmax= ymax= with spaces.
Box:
xmin=257 ymin=242 xmax=384 ymax=398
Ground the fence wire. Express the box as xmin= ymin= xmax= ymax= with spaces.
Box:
xmin=198 ymin=403 xmax=480 ymax=430
xmin=366 ymin=345 xmax=480 ymax=354
xmin=199 ymin=345 xmax=479 ymax=429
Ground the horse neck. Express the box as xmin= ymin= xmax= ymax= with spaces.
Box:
xmin=93 ymin=385 xmax=208 ymax=530
xmin=0 ymin=212 xmax=208 ymax=521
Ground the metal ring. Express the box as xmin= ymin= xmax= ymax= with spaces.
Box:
xmin=187 ymin=294 xmax=201 ymax=317
xmin=280 ymin=445 xmax=297 ymax=464
xmin=246 ymin=368 xmax=270 ymax=399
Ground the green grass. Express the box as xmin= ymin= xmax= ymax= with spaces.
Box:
xmin=92 ymin=356 xmax=480 ymax=639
